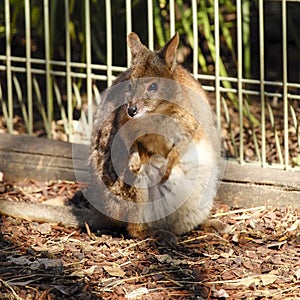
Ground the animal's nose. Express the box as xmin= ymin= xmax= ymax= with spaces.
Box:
xmin=127 ymin=104 xmax=138 ymax=117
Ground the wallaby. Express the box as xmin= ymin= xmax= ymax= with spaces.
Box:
xmin=0 ymin=32 xmax=222 ymax=242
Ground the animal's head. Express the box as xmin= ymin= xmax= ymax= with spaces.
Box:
xmin=126 ymin=33 xmax=180 ymax=118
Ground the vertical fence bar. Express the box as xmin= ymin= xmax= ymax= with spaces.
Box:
xmin=105 ymin=0 xmax=112 ymax=87
xmin=259 ymin=0 xmax=266 ymax=167
xmin=169 ymin=0 xmax=175 ymax=38
xmin=25 ymin=0 xmax=33 ymax=135
xmin=192 ymin=0 xmax=198 ymax=80
xmin=242 ymin=0 xmax=250 ymax=79
xmin=126 ymin=0 xmax=132 ymax=67
xmin=147 ymin=0 xmax=154 ymax=50
xmin=236 ymin=0 xmax=244 ymax=164
xmin=65 ymin=0 xmax=72 ymax=138
xmin=44 ymin=0 xmax=52 ymax=137
xmin=5 ymin=0 xmax=13 ymax=133
xmin=282 ymin=0 xmax=289 ymax=169
xmin=214 ymin=0 xmax=221 ymax=131
xmin=85 ymin=0 xmax=93 ymax=134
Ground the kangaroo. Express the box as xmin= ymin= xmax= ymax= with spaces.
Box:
xmin=0 ymin=32 xmax=222 ymax=243
xmin=89 ymin=32 xmax=222 ymax=239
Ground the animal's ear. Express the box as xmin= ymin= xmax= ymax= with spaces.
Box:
xmin=127 ymin=32 xmax=148 ymax=63
xmin=158 ymin=32 xmax=179 ymax=71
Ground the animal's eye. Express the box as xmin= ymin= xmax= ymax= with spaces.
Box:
xmin=127 ymin=104 xmax=138 ymax=117
xmin=147 ymin=82 xmax=158 ymax=92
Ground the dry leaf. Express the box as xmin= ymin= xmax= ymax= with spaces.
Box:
xmin=232 ymin=233 xmax=239 ymax=243
xmin=260 ymin=274 xmax=278 ymax=286
xmin=220 ymin=249 xmax=234 ymax=258
xmin=287 ymin=220 xmax=300 ymax=232
xmin=155 ymin=254 xmax=182 ymax=265
xmin=232 ymin=277 xmax=260 ymax=287
xmin=125 ymin=287 xmax=149 ymax=299
xmin=8 ymin=256 xmax=63 ymax=272
xmin=228 ymin=274 xmax=278 ymax=287
xmin=103 ymin=264 xmax=125 ymax=277
xmin=249 ymin=219 xmax=256 ymax=229
xmin=71 ymin=265 xmax=97 ymax=277
xmin=213 ymin=288 xmax=229 ymax=298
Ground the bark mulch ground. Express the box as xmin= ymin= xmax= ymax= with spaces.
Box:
xmin=0 ymin=180 xmax=299 ymax=299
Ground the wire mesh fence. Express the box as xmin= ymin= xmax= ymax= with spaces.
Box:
xmin=0 ymin=0 xmax=299 ymax=171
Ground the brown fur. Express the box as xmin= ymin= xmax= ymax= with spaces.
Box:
xmin=89 ymin=32 xmax=220 ymax=239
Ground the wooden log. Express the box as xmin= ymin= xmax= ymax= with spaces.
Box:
xmin=0 ymin=133 xmax=89 ymax=182
xmin=0 ymin=133 xmax=299 ymax=208
xmin=216 ymin=161 xmax=300 ymax=207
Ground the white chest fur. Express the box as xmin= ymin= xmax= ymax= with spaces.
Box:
xmin=135 ymin=137 xmax=220 ymax=235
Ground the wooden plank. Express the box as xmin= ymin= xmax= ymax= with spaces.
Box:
xmin=215 ymin=182 xmax=300 ymax=208
xmin=223 ymin=161 xmax=300 ymax=190
xmin=0 ymin=133 xmax=299 ymax=207
xmin=0 ymin=150 xmax=89 ymax=182
xmin=0 ymin=132 xmax=73 ymax=156
xmin=0 ymin=133 xmax=89 ymax=182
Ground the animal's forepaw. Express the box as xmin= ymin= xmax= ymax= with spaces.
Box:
xmin=144 ymin=154 xmax=168 ymax=184
xmin=129 ymin=152 xmax=141 ymax=174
